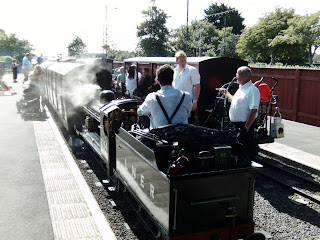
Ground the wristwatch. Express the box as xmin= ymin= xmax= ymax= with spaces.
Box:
xmin=192 ymin=99 xmax=197 ymax=103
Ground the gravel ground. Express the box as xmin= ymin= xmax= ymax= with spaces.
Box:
xmin=254 ymin=176 xmax=320 ymax=240
xmin=70 ymin=143 xmax=155 ymax=240
xmin=68 ymin=137 xmax=320 ymax=240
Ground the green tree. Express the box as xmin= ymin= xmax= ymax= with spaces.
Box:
xmin=204 ymin=3 xmax=245 ymax=35
xmin=102 ymin=43 xmax=135 ymax=61
xmin=137 ymin=0 xmax=169 ymax=56
xmin=236 ymin=8 xmax=297 ymax=64
xmin=67 ymin=36 xmax=86 ymax=57
xmin=169 ymin=19 xmax=219 ymax=57
xmin=271 ymin=12 xmax=320 ymax=65
xmin=216 ymin=33 xmax=240 ymax=58
xmin=0 ymin=29 xmax=33 ymax=61
xmin=0 ymin=29 xmax=5 ymax=39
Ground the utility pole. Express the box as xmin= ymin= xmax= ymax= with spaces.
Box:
xmin=105 ymin=5 xmax=108 ymax=56
xmin=186 ymin=0 xmax=189 ymax=55
xmin=223 ymin=17 xmax=226 ymax=56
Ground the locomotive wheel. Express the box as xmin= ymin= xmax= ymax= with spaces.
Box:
xmin=16 ymin=101 xmax=21 ymax=113
xmin=245 ymin=233 xmax=266 ymax=240
xmin=22 ymin=113 xmax=28 ymax=121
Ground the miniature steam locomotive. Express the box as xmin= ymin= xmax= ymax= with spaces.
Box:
xmin=39 ymin=57 xmax=271 ymax=240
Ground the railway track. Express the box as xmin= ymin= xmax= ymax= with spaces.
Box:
xmin=255 ymin=153 xmax=320 ymax=206
xmin=68 ymin=137 xmax=158 ymax=240
xmin=65 ymin=133 xmax=320 ymax=240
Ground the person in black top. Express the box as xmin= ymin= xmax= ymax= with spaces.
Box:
xmin=12 ymin=59 xmax=18 ymax=83
xmin=138 ymin=68 xmax=153 ymax=99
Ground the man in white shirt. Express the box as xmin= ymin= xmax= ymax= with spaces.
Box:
xmin=22 ymin=53 xmax=33 ymax=82
xmin=173 ymin=50 xmax=201 ymax=111
xmin=138 ymin=64 xmax=192 ymax=129
xmin=220 ymin=66 xmax=260 ymax=159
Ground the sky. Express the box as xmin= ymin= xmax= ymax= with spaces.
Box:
xmin=0 ymin=0 xmax=319 ymax=57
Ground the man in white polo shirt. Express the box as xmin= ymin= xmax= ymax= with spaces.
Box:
xmin=173 ymin=50 xmax=201 ymax=112
xmin=220 ymin=66 xmax=260 ymax=159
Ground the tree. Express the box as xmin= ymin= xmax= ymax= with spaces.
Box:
xmin=67 ymin=36 xmax=86 ymax=57
xmin=272 ymin=12 xmax=320 ymax=65
xmin=236 ymin=8 xmax=298 ymax=64
xmin=216 ymin=33 xmax=240 ymax=58
xmin=204 ymin=3 xmax=245 ymax=35
xmin=0 ymin=29 xmax=5 ymax=39
xmin=102 ymin=43 xmax=135 ymax=61
xmin=137 ymin=0 xmax=169 ymax=56
xmin=169 ymin=19 xmax=220 ymax=57
xmin=0 ymin=29 xmax=33 ymax=61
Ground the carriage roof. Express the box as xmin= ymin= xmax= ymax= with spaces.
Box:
xmin=123 ymin=56 xmax=215 ymax=65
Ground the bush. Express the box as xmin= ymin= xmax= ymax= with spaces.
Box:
xmin=0 ymin=56 xmax=14 ymax=63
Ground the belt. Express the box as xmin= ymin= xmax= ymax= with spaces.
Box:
xmin=232 ymin=122 xmax=246 ymax=125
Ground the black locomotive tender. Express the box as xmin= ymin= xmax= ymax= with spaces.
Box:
xmin=40 ymin=57 xmax=270 ymax=240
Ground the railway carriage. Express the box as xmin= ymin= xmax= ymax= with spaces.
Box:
xmin=40 ymin=58 xmax=113 ymax=132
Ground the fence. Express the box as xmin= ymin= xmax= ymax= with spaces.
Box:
xmin=251 ymin=67 xmax=320 ymax=127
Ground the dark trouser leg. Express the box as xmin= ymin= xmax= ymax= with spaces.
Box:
xmin=240 ymin=125 xmax=257 ymax=160
xmin=233 ymin=122 xmax=258 ymax=161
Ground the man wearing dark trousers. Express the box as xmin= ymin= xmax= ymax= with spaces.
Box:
xmin=220 ymin=66 xmax=260 ymax=160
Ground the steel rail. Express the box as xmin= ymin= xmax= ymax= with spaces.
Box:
xmin=256 ymin=153 xmax=320 ymax=205
xmin=256 ymin=154 xmax=320 ymax=188
xmin=259 ymin=171 xmax=320 ymax=205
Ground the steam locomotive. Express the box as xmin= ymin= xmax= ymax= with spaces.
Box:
xmin=39 ymin=57 xmax=272 ymax=240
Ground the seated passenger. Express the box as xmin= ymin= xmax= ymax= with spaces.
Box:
xmin=19 ymin=65 xmax=45 ymax=111
xmin=137 ymin=64 xmax=192 ymax=129
xmin=23 ymin=65 xmax=43 ymax=96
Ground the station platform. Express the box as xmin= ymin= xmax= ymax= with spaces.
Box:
xmin=1 ymin=73 xmax=319 ymax=239
xmin=259 ymin=119 xmax=320 ymax=175
xmin=0 ymin=74 xmax=116 ymax=240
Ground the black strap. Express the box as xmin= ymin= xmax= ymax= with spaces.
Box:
xmin=156 ymin=93 xmax=185 ymax=124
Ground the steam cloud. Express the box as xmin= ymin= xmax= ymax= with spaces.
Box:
xmin=50 ymin=59 xmax=110 ymax=115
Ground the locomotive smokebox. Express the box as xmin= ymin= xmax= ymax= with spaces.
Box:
xmin=100 ymin=90 xmax=115 ymax=104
